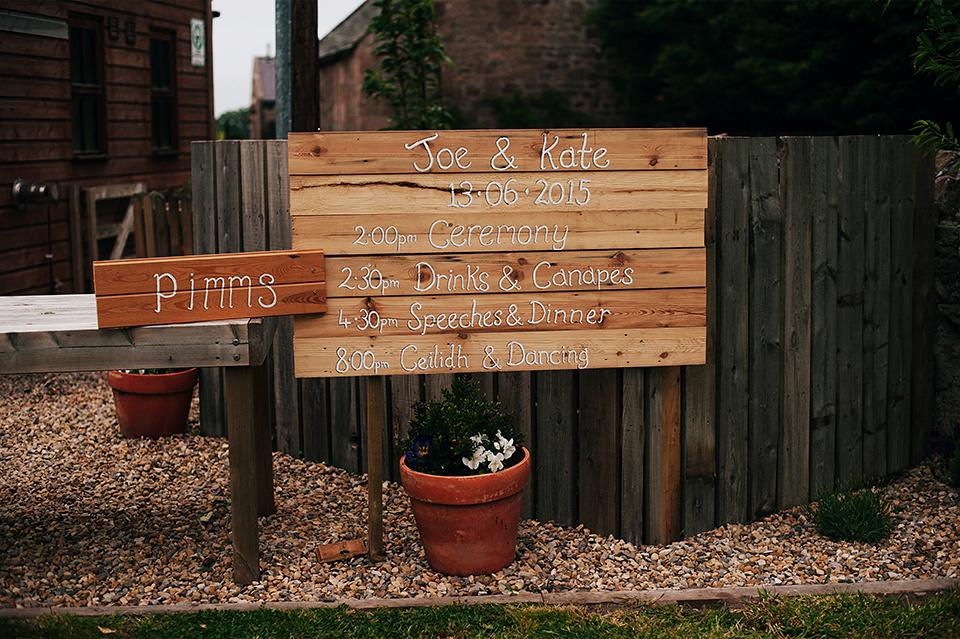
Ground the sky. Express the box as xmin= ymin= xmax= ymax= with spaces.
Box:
xmin=211 ymin=0 xmax=366 ymax=116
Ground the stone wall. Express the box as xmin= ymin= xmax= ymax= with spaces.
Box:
xmin=935 ymin=153 xmax=960 ymax=443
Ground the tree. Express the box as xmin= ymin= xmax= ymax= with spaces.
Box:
xmin=909 ymin=1 xmax=960 ymax=172
xmin=585 ymin=0 xmax=960 ymax=136
xmin=362 ymin=0 xmax=452 ymax=130
xmin=216 ymin=108 xmax=250 ymax=140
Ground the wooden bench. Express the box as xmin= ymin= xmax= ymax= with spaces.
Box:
xmin=0 ymin=294 xmax=275 ymax=586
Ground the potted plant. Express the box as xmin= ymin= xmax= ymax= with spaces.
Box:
xmin=398 ymin=376 xmax=529 ymax=576
xmin=106 ymin=368 xmax=199 ymax=439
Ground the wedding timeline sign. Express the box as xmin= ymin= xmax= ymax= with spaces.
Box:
xmin=287 ymin=128 xmax=707 ymax=377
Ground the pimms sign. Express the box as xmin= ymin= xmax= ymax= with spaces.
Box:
xmin=287 ymin=128 xmax=707 ymax=378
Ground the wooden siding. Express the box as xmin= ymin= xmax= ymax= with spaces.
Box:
xmin=0 ymin=0 xmax=213 ymax=295
xmin=192 ymin=136 xmax=936 ymax=544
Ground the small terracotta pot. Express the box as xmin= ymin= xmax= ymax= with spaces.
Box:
xmin=400 ymin=447 xmax=530 ymax=576
xmin=107 ymin=369 xmax=199 ymax=439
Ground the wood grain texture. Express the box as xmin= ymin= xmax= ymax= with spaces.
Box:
xmin=715 ymin=137 xmax=749 ymax=525
xmin=293 ymin=327 xmax=707 ymax=377
xmin=619 ymin=368 xmax=645 ymax=544
xmin=779 ymin=137 xmax=811 ymax=509
xmin=290 ymin=171 xmax=707 ymax=215
xmin=288 ymin=128 xmax=707 ymax=175
xmin=535 ymin=370 xmax=577 ymax=525
xmin=325 ymin=248 xmax=706 ymax=297
xmin=299 ymin=288 xmax=705 ymax=338
xmin=809 ymin=136 xmax=839 ymax=495
xmin=747 ymin=137 xmax=782 ymax=517
xmin=579 ymin=368 xmax=620 ymax=536
xmin=293 ymin=210 xmax=706 ymax=255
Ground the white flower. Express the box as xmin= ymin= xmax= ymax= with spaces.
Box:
xmin=485 ymin=449 xmax=505 ymax=473
xmin=497 ymin=432 xmax=516 ymax=460
xmin=462 ymin=446 xmax=486 ymax=471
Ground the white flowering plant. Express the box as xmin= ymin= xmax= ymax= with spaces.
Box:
xmin=400 ymin=376 xmax=524 ymax=476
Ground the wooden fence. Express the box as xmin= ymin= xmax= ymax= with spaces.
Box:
xmin=191 ymin=136 xmax=935 ymax=545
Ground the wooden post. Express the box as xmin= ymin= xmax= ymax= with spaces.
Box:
xmin=367 ymin=376 xmax=384 ymax=558
xmin=660 ymin=366 xmax=682 ymax=543
xmin=225 ymin=366 xmax=261 ymax=585
xmin=254 ymin=359 xmax=276 ymax=517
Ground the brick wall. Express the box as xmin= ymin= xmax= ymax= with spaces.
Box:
xmin=319 ymin=0 xmax=628 ymax=131
xmin=436 ymin=0 xmax=627 ymax=128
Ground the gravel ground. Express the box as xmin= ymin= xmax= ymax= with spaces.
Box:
xmin=1 ymin=372 xmax=958 ymax=609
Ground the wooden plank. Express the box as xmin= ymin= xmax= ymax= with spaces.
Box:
xmin=293 ymin=327 xmax=707 ymax=377
xmin=224 ymin=366 xmax=262 ymax=585
xmin=498 ymin=371 xmax=534 ymax=519
xmin=389 ymin=375 xmax=421 ymax=481
xmin=643 ymin=368 xmax=663 ymax=543
xmin=810 ymin=136 xmax=839 ymax=495
xmin=715 ymin=137 xmax=749 ymax=525
xmin=240 ymin=140 xmax=267 ymax=252
xmin=93 ymin=249 xmax=326 ymax=296
xmin=535 ymin=370 xmax=577 ymax=525
xmin=293 ymin=210 xmax=706 ymax=255
xmin=910 ymin=145 xmax=936 ymax=465
xmin=366 ymin=376 xmax=384 ymax=558
xmin=863 ymin=135 xmax=890 ymax=481
xmin=620 ymin=367 xmax=645 ymax=544
xmin=93 ymin=250 xmax=326 ymax=328
xmin=682 ymin=138 xmax=718 ymax=537
xmin=301 ymin=378 xmax=329 ymax=462
xmin=836 ymin=136 xmax=865 ymax=484
xmin=660 ymin=366 xmax=682 ymax=543
xmin=747 ymin=137 xmax=781 ymax=517
xmin=265 ymin=140 xmax=301 ymax=459
xmin=303 ymin=288 xmax=705 ymax=338
xmin=329 ymin=377 xmax=361 ymax=473
xmin=423 ymin=373 xmax=455 ymax=402
xmin=578 ymin=368 xmax=620 ymax=536
xmin=217 ymin=141 xmax=242 ymax=254
xmin=291 ymin=171 xmax=708 ymax=215
xmin=288 ymin=128 xmax=708 ymax=175
xmin=887 ymin=138 xmax=913 ymax=473
xmin=191 ymin=141 xmax=225 ymax=438
xmin=779 ymin=137 xmax=811 ymax=509
xmin=325 ymin=248 xmax=706 ymax=297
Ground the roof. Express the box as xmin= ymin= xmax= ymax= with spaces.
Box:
xmin=253 ymin=56 xmax=275 ymax=102
xmin=318 ymin=0 xmax=378 ymax=62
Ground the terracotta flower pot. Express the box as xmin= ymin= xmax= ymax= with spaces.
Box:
xmin=107 ymin=368 xmax=199 ymax=439
xmin=400 ymin=447 xmax=530 ymax=576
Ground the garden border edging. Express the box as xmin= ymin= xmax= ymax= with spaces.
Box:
xmin=1 ymin=578 xmax=956 ymax=618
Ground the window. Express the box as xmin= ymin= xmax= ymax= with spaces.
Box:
xmin=150 ymin=30 xmax=177 ymax=154
xmin=69 ymin=15 xmax=106 ymax=156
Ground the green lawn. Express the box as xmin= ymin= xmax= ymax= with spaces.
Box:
xmin=2 ymin=589 xmax=958 ymax=639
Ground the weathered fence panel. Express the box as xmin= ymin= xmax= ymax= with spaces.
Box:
xmin=191 ymin=135 xmax=935 ymax=544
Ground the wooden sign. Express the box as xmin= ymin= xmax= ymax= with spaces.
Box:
xmin=288 ymin=128 xmax=707 ymax=377
xmin=93 ymin=250 xmax=326 ymax=328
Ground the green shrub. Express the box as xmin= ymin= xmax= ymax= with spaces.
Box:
xmin=804 ymin=483 xmax=894 ymax=544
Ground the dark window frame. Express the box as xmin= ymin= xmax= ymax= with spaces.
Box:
xmin=68 ymin=13 xmax=107 ymax=159
xmin=149 ymin=27 xmax=179 ymax=156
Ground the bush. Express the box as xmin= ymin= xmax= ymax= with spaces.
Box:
xmin=399 ymin=376 xmax=523 ymax=477
xmin=804 ymin=483 xmax=894 ymax=544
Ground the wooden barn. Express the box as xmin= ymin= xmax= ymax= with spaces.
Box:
xmin=0 ymin=0 xmax=214 ymax=296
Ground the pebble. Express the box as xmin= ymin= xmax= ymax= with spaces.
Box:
xmin=0 ymin=372 xmax=958 ymax=609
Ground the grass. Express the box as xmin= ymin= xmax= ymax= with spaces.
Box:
xmin=804 ymin=483 xmax=894 ymax=544
xmin=1 ymin=588 xmax=959 ymax=639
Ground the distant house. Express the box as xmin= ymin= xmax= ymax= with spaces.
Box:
xmin=0 ymin=1 xmax=214 ymax=295
xmin=318 ymin=0 xmax=627 ymax=132
xmin=250 ymin=55 xmax=276 ymax=139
